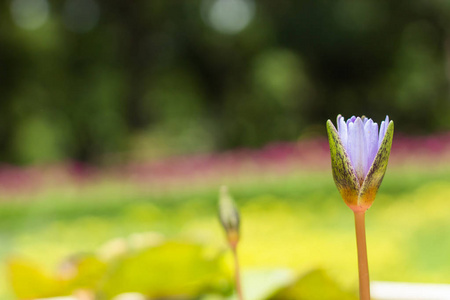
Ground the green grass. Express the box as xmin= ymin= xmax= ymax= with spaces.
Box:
xmin=1 ymin=165 xmax=450 ymax=299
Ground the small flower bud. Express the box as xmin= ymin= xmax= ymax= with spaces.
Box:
xmin=218 ymin=186 xmax=240 ymax=247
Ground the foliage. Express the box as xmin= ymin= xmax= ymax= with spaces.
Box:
xmin=1 ymin=0 xmax=450 ymax=164
xmin=8 ymin=255 xmax=107 ymax=299
xmin=8 ymin=238 xmax=358 ymax=299
xmin=271 ymin=269 xmax=358 ymax=300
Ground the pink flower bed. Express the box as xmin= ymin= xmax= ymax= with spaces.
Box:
xmin=0 ymin=133 xmax=449 ymax=197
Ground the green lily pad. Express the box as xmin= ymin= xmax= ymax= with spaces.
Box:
xmin=7 ymin=257 xmax=70 ymax=299
xmin=100 ymin=240 xmax=231 ymax=299
xmin=66 ymin=255 xmax=108 ymax=290
xmin=232 ymin=269 xmax=296 ymax=300
xmin=270 ymin=269 xmax=358 ymax=300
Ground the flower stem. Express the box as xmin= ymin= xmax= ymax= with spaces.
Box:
xmin=354 ymin=211 xmax=370 ymax=300
xmin=231 ymin=244 xmax=244 ymax=300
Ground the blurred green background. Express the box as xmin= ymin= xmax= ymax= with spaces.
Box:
xmin=1 ymin=0 xmax=450 ymax=164
xmin=2 ymin=0 xmax=450 ymax=299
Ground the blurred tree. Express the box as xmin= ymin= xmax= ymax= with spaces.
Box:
xmin=0 ymin=0 xmax=449 ymax=164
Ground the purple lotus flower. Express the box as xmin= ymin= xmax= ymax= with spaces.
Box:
xmin=336 ymin=115 xmax=390 ymax=184
xmin=327 ymin=115 xmax=394 ymax=212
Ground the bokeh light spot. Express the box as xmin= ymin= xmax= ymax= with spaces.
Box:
xmin=202 ymin=0 xmax=255 ymax=35
xmin=63 ymin=0 xmax=100 ymax=33
xmin=10 ymin=0 xmax=50 ymax=30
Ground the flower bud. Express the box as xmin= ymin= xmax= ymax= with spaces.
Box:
xmin=218 ymin=186 xmax=240 ymax=247
xmin=326 ymin=115 xmax=394 ymax=212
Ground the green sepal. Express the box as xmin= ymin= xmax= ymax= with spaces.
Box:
xmin=326 ymin=120 xmax=360 ymax=208
xmin=359 ymin=121 xmax=394 ymax=208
